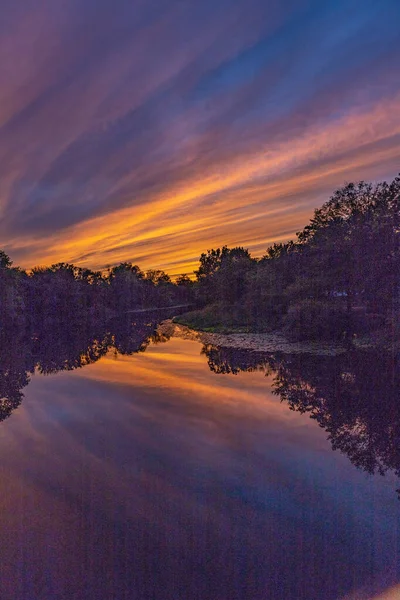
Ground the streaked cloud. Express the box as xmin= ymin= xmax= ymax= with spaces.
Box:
xmin=0 ymin=0 xmax=399 ymax=274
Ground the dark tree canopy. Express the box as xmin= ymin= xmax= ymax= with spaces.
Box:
xmin=0 ymin=174 xmax=398 ymax=344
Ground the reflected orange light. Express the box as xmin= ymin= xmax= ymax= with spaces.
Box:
xmin=372 ymin=585 xmax=400 ymax=599
xmin=75 ymin=338 xmax=319 ymax=432
xmin=341 ymin=584 xmax=400 ymax=600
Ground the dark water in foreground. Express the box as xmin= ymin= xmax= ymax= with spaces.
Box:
xmin=0 ymin=321 xmax=399 ymax=600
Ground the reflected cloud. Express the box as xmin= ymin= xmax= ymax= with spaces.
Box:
xmin=341 ymin=583 xmax=400 ymax=599
xmin=0 ymin=315 xmax=399 ymax=597
xmin=0 ymin=314 xmax=165 ymax=422
xmin=200 ymin=343 xmax=400 ymax=497
xmin=2 ymin=314 xmax=400 ymax=500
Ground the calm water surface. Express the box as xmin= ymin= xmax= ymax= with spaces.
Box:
xmin=0 ymin=326 xmax=399 ymax=600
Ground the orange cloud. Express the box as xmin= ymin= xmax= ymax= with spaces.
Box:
xmin=1 ymin=1 xmax=399 ymax=275
xmin=5 ymin=92 xmax=399 ymax=275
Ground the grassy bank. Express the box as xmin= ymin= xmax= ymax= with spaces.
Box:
xmin=172 ymin=304 xmax=270 ymax=334
xmin=173 ymin=303 xmax=400 ymax=353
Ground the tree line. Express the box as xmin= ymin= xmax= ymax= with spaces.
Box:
xmin=181 ymin=174 xmax=400 ymax=345
xmin=0 ymin=174 xmax=399 ymax=345
xmin=0 ymin=253 xmax=193 ymax=338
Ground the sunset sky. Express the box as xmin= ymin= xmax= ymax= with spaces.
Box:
xmin=1 ymin=0 xmax=399 ymax=276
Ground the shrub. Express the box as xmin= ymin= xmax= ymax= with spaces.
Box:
xmin=283 ymin=299 xmax=349 ymax=342
xmin=369 ymin=309 xmax=400 ymax=351
xmin=173 ymin=302 xmax=251 ymax=332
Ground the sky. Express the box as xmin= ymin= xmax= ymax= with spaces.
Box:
xmin=0 ymin=0 xmax=399 ymax=276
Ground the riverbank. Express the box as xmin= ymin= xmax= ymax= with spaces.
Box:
xmin=173 ymin=309 xmax=400 ymax=354
xmin=159 ymin=320 xmax=347 ymax=355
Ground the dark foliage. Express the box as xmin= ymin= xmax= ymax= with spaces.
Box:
xmin=202 ymin=344 xmax=400 ymax=497
xmin=189 ymin=174 xmax=400 ymax=343
xmin=0 ymin=314 xmax=174 ymax=423
xmin=0 ymin=174 xmax=398 ymax=344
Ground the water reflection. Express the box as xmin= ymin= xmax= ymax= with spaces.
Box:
xmin=0 ymin=321 xmax=399 ymax=599
xmin=202 ymin=344 xmax=400 ymax=496
xmin=0 ymin=315 xmax=166 ymax=423
xmin=1 ymin=319 xmax=400 ymax=498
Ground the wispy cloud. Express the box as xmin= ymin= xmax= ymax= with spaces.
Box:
xmin=0 ymin=0 xmax=399 ymax=273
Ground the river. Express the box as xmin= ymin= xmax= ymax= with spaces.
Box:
xmin=0 ymin=319 xmax=399 ymax=600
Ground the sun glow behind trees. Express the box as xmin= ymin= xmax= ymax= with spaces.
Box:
xmin=0 ymin=176 xmax=399 ymax=346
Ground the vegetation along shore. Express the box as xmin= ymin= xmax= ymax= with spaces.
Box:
xmin=1 ymin=175 xmax=399 ymax=352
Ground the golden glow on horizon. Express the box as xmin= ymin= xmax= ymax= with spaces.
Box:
xmin=1 ymin=0 xmax=400 ymax=275
xmin=2 ymin=93 xmax=400 ymax=275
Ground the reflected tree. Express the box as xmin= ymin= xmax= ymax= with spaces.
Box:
xmin=0 ymin=315 xmax=172 ymax=422
xmin=0 ymin=332 xmax=34 ymax=422
xmin=202 ymin=344 xmax=400 ymax=496
xmin=201 ymin=344 xmax=271 ymax=375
